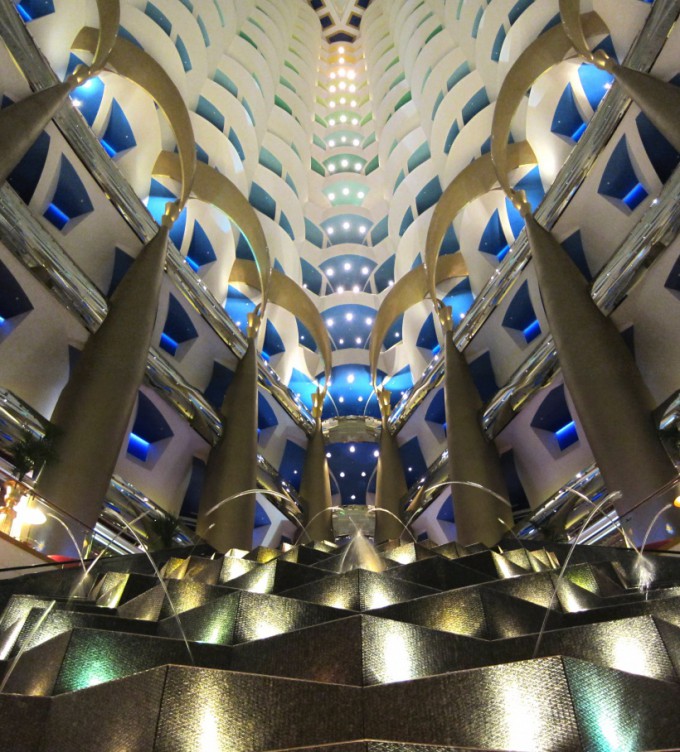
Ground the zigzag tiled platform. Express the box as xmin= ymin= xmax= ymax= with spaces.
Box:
xmin=0 ymin=539 xmax=680 ymax=750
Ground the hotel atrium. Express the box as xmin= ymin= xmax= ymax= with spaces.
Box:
xmin=0 ymin=0 xmax=679 ymax=557
xmin=2 ymin=1 xmax=680 ymax=750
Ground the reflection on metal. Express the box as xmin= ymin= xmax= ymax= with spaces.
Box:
xmin=424 ymin=143 xmax=536 ymax=304
xmin=387 ymin=0 xmax=679 ymax=433
xmin=197 ymin=336 xmax=259 ymax=552
xmin=374 ymin=389 xmax=408 ymax=542
xmin=72 ymin=28 xmax=196 ymax=210
xmin=153 ymin=153 xmax=271 ymax=313
xmin=230 ymin=260 xmax=333 ymax=389
xmin=322 ymin=416 xmax=382 ymax=443
xmin=35 ymin=217 xmax=172 ymax=531
xmin=90 ymin=0 xmax=120 ymax=73
xmin=369 ymin=255 xmax=467 ymax=388
xmin=299 ymin=418 xmax=334 ymax=542
xmin=0 ymin=6 xmax=314 ymax=434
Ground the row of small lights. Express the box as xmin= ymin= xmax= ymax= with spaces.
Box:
xmin=326 ymin=221 xmax=367 ymax=235
xmin=327 ymin=188 xmax=366 ymax=200
xmin=328 ymin=136 xmax=361 ymax=147
xmin=327 ymin=159 xmax=363 ymax=173
xmin=328 ymin=115 xmax=360 ymax=126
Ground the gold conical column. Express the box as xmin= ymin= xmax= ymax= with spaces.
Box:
xmin=441 ymin=306 xmax=513 ymax=547
xmin=298 ymin=389 xmax=333 ymax=543
xmin=522 ymin=207 xmax=678 ymax=535
xmin=0 ymin=55 xmax=107 ymax=186
xmin=374 ymin=387 xmax=408 ymax=543
xmin=36 ymin=204 xmax=178 ymax=534
xmin=607 ymin=61 xmax=680 ymax=153
xmin=196 ymin=313 xmax=260 ymax=552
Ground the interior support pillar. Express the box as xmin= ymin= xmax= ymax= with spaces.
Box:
xmin=298 ymin=390 xmax=333 ymax=543
xmin=196 ymin=316 xmax=259 ymax=552
xmin=374 ymin=388 xmax=408 ymax=543
xmin=523 ymin=212 xmax=678 ymax=541
xmin=0 ymin=66 xmax=93 ymax=186
xmin=36 ymin=209 xmax=176 ymax=537
xmin=442 ymin=308 xmax=513 ymax=547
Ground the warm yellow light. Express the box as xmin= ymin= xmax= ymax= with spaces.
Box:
xmin=673 ymin=495 xmax=680 ymax=508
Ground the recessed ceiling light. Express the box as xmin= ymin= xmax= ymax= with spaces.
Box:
xmin=354 ymin=163 xmax=362 ymax=171
xmin=357 ymin=191 xmax=365 ymax=198
xmin=348 ymin=70 xmax=356 ymax=80
xmin=354 ymin=334 xmax=361 ymax=341
xmin=358 ymin=396 xmax=364 ymax=402
xmin=329 ymin=118 xmax=336 ymax=125
xmin=327 ymin=226 xmax=334 ymax=234
xmin=339 ymin=97 xmax=346 ymax=105
xmin=330 ymin=72 xmax=336 ymax=79
xmin=342 ymin=221 xmax=350 ymax=229
xmin=359 ymin=225 xmax=366 ymax=233
xmin=339 ymin=337 xmax=345 ymax=344
xmin=344 ymin=261 xmax=351 ymax=270
xmin=350 ymin=445 xmax=356 ymax=453
xmin=341 ymin=159 xmax=349 ymax=168
xmin=329 ymin=101 xmax=336 ymax=108
xmin=342 ymin=187 xmax=350 ymax=195
xmin=352 ymin=138 xmax=360 ymax=146
xmin=339 ymin=395 xmax=345 ymax=402
xmin=330 ymin=85 xmax=336 ymax=93
xmin=373 ymin=450 xmax=379 ymax=458
xmin=341 ymin=135 xmax=347 ymax=143
xmin=337 ymin=286 xmax=345 ymax=293
xmin=340 ymin=115 xmax=347 ymax=123
xmin=328 ymin=192 xmax=335 ymax=200
xmin=351 ymin=118 xmax=358 ymax=125
xmin=394 ymin=331 xmax=400 ymax=337
xmin=350 ymin=100 xmax=357 ymax=107
xmin=328 ymin=164 xmax=336 ymax=172
xmin=338 ymin=46 xmax=345 ymax=54
xmin=328 ymin=140 xmax=335 ymax=147
xmin=345 ymin=312 xmax=354 ymax=321
xmin=361 ymin=471 xmax=366 ymax=477
xmin=327 ymin=318 xmax=334 ymax=326
xmin=349 ymin=84 xmax=356 ymax=93
xmin=340 ymin=471 xmax=346 ymax=477
xmin=339 ymin=81 xmax=346 ymax=91
xmin=326 ymin=451 xmax=331 ymax=458
xmin=347 ymin=373 xmax=355 ymax=383
xmin=365 ymin=316 xmax=373 ymax=325
xmin=362 ymin=267 xmax=370 ymax=276
xmin=326 ymin=267 xmax=334 ymax=277
xmin=338 ymin=67 xmax=346 ymax=76
xmin=351 ymin=494 xmax=356 ymax=500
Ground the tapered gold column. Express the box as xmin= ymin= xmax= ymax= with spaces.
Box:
xmin=374 ymin=388 xmax=408 ymax=543
xmin=298 ymin=389 xmax=333 ymax=543
xmin=604 ymin=58 xmax=680 ymax=153
xmin=442 ymin=307 xmax=513 ymax=547
xmin=196 ymin=314 xmax=260 ymax=552
xmin=36 ymin=205 xmax=178 ymax=531
xmin=522 ymin=210 xmax=678 ymax=531
xmin=1 ymin=0 xmax=120 ymax=186
xmin=0 ymin=78 xmax=78 ymax=186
